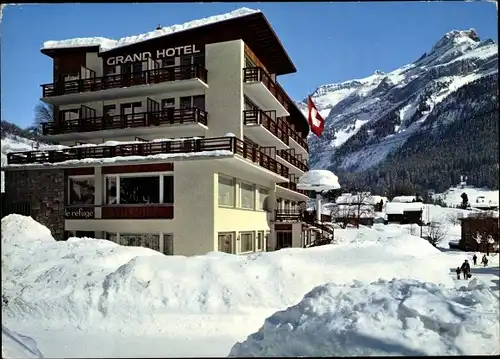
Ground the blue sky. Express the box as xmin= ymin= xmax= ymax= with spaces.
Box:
xmin=1 ymin=2 xmax=497 ymax=128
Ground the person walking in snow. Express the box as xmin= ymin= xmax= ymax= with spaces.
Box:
xmin=482 ymin=254 xmax=488 ymax=267
xmin=455 ymin=267 xmax=461 ymax=280
xmin=460 ymin=259 xmax=471 ymax=280
xmin=472 ymin=254 xmax=477 ymax=266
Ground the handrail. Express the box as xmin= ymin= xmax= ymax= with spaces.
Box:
xmin=277 ymin=149 xmax=308 ymax=172
xmin=243 ymin=109 xmax=289 ymax=145
xmin=41 ymin=64 xmax=208 ymax=97
xmin=41 ymin=107 xmax=207 ymax=136
xmin=7 ymin=137 xmax=289 ymax=178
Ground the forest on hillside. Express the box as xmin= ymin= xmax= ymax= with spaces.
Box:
xmin=337 ymin=76 xmax=499 ymax=197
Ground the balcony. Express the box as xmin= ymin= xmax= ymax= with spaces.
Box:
xmin=7 ymin=137 xmax=289 ymax=179
xmin=41 ymin=108 xmax=208 ymax=141
xmin=276 ymin=149 xmax=308 ymax=175
xmin=41 ymin=65 xmax=209 ymax=105
xmin=243 ymin=110 xmax=289 ymax=150
xmin=243 ymin=67 xmax=289 ymax=117
xmin=277 ymin=174 xmax=309 ymax=200
xmin=278 ymin=118 xmax=309 ymax=155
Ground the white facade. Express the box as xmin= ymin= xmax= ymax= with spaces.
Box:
xmin=33 ymin=37 xmax=313 ymax=256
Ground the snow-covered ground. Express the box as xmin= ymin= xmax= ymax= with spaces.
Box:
xmin=2 ymin=213 xmax=498 ymax=357
xmin=433 ymin=185 xmax=499 ymax=208
xmin=2 ymin=325 xmax=44 ymax=358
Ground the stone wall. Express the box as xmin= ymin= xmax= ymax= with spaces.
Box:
xmin=4 ymin=169 xmax=65 ymax=240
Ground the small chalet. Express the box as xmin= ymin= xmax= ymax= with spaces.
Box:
xmin=385 ymin=202 xmax=424 ymax=225
xmin=470 ymin=196 xmax=499 ymax=211
xmin=328 ymin=192 xmax=382 ymax=227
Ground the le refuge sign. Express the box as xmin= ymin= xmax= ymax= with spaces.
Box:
xmin=106 ymin=44 xmax=202 ymax=65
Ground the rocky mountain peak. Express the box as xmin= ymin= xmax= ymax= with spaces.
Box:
xmin=430 ymin=28 xmax=480 ymax=53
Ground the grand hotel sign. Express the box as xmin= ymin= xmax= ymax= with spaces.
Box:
xmin=106 ymin=44 xmax=202 ymax=66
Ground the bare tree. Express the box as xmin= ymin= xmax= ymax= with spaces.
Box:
xmin=34 ymin=101 xmax=54 ymax=126
xmin=330 ymin=204 xmax=356 ymax=229
xmin=426 ymin=221 xmax=446 ymax=247
xmin=351 ymin=192 xmax=373 ymax=228
xmin=446 ymin=211 xmax=463 ymax=226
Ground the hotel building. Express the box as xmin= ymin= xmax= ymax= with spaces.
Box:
xmin=4 ymin=9 xmax=332 ymax=256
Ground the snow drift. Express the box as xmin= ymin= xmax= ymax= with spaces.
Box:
xmin=2 ymin=215 xmax=455 ymax=333
xmin=229 ymin=278 xmax=500 ymax=357
xmin=2 ymin=325 xmax=44 ymax=358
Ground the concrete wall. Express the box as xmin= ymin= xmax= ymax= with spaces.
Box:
xmin=4 ymin=169 xmax=66 ymax=240
xmin=205 ymin=40 xmax=244 ymax=139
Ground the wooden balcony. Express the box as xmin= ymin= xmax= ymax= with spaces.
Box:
xmin=243 ymin=109 xmax=289 ymax=149
xmin=41 ymin=65 xmax=208 ymax=104
xmin=243 ymin=67 xmax=289 ymax=117
xmin=278 ymin=118 xmax=309 ymax=154
xmin=276 ymin=149 xmax=308 ymax=173
xmin=64 ymin=204 xmax=174 ymax=219
xmin=7 ymin=137 xmax=289 ymax=178
xmin=278 ymin=173 xmax=308 ymax=196
xmin=42 ymin=108 xmax=207 ymax=136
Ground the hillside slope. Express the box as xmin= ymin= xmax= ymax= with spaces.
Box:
xmin=301 ymin=29 xmax=498 ymax=193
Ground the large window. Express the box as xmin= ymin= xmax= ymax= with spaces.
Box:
xmin=105 ymin=174 xmax=174 ymax=205
xmin=68 ymin=177 xmax=95 ymax=205
xmin=257 ymin=188 xmax=269 ymax=211
xmin=257 ymin=231 xmax=264 ymax=251
xmin=218 ymin=232 xmax=235 ymax=254
xmin=240 ymin=182 xmax=255 ymax=209
xmin=163 ymin=234 xmax=174 ymax=255
xmin=120 ymin=176 xmax=160 ymax=204
xmin=218 ymin=176 xmax=235 ymax=207
xmin=240 ymin=232 xmax=255 ymax=253
xmin=119 ymin=233 xmax=160 ymax=252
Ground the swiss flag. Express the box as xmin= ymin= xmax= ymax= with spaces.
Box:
xmin=307 ymin=96 xmax=325 ymax=137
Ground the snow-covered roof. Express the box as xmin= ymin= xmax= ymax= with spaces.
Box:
xmin=335 ymin=193 xmax=388 ymax=205
xmin=391 ymin=196 xmax=417 ymax=203
xmin=330 ymin=204 xmax=376 ymax=218
xmin=41 ymin=8 xmax=260 ymax=53
xmin=385 ymin=202 xmax=424 ymax=215
xmin=297 ymin=170 xmax=341 ymax=192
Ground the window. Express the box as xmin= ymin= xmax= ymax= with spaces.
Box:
xmin=257 ymin=188 xmax=269 ymax=211
xmin=103 ymin=105 xmax=116 ymax=117
xmin=276 ymin=232 xmax=292 ymax=250
xmin=218 ymin=176 xmax=235 ymax=207
xmin=257 ymin=231 xmax=264 ymax=251
xmin=240 ymin=232 xmax=255 ymax=253
xmin=61 ymin=109 xmax=80 ymax=122
xmin=105 ymin=174 xmax=173 ymax=205
xmin=163 ymin=234 xmax=174 ymax=255
xmin=193 ymin=54 xmax=205 ymax=67
xmin=180 ymin=57 xmax=192 ymax=66
xmin=163 ymin=176 xmax=174 ymax=204
xmin=192 ymin=95 xmax=205 ymax=110
xmin=63 ymin=73 xmax=79 ymax=82
xmin=106 ymin=177 xmax=118 ymax=204
xmin=240 ymin=182 xmax=255 ymax=209
xmin=162 ymin=57 xmax=175 ymax=68
xmin=120 ymin=176 xmax=160 ymax=204
xmin=120 ymin=102 xmax=142 ymax=116
xmin=244 ymin=97 xmax=256 ymax=111
xmin=180 ymin=96 xmax=192 ymax=109
xmin=105 ymin=66 xmax=118 ymax=76
xmin=119 ymin=233 xmax=160 ymax=252
xmin=68 ymin=177 xmax=95 ymax=205
xmin=162 ymin=98 xmax=175 ymax=109
xmin=218 ymin=232 xmax=235 ymax=254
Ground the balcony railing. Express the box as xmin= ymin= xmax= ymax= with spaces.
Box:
xmin=42 ymin=108 xmax=207 ymax=136
xmin=278 ymin=118 xmax=309 ymax=152
xmin=243 ymin=109 xmax=289 ymax=145
xmin=277 ymin=174 xmax=308 ymax=195
xmin=7 ymin=137 xmax=289 ymax=178
xmin=41 ymin=64 xmax=208 ymax=97
xmin=243 ymin=67 xmax=288 ymax=110
xmin=277 ymin=150 xmax=308 ymax=172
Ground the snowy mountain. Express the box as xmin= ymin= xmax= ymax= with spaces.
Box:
xmin=300 ymin=29 xmax=498 ymax=193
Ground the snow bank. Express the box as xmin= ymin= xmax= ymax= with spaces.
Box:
xmin=229 ymin=278 xmax=500 ymax=357
xmin=297 ymin=169 xmax=340 ymax=191
xmin=2 ymin=216 xmax=455 ymax=332
xmin=2 ymin=325 xmax=44 ymax=358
